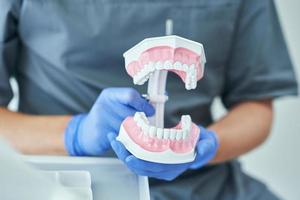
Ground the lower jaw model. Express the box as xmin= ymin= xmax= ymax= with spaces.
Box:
xmin=117 ymin=35 xmax=206 ymax=164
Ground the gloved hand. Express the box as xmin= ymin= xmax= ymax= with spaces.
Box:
xmin=64 ymin=87 xmax=155 ymax=156
xmin=108 ymin=126 xmax=219 ymax=181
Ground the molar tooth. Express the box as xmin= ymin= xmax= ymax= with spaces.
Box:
xmin=190 ymin=64 xmax=195 ymax=70
xmin=176 ymin=130 xmax=183 ymax=141
xmin=139 ymin=79 xmax=145 ymax=85
xmin=184 ymin=73 xmax=191 ymax=90
xmin=163 ymin=129 xmax=170 ymax=139
xmin=185 ymin=81 xmax=192 ymax=90
xmin=134 ymin=73 xmax=144 ymax=85
xmin=170 ymin=129 xmax=176 ymax=140
xmin=149 ymin=126 xmax=157 ymax=138
xmin=191 ymin=79 xmax=197 ymax=89
xmin=157 ymin=128 xmax=163 ymax=139
xmin=133 ymin=76 xmax=139 ymax=85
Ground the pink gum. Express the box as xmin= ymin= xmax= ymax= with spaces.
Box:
xmin=126 ymin=46 xmax=204 ymax=81
xmin=122 ymin=117 xmax=200 ymax=153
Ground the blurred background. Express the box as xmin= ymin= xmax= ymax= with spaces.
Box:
xmin=7 ymin=1 xmax=300 ymax=199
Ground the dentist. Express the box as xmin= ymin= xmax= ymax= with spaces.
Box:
xmin=0 ymin=0 xmax=297 ymax=199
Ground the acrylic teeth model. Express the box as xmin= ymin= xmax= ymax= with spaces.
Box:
xmin=117 ymin=32 xmax=206 ymax=164
xmin=124 ymin=35 xmax=206 ymax=90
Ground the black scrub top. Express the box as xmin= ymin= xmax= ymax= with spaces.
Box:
xmin=0 ymin=0 xmax=298 ymax=199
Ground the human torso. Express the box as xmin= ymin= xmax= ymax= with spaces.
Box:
xmin=17 ymin=0 xmax=239 ymax=128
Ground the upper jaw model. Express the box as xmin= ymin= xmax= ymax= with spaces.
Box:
xmin=124 ymin=35 xmax=206 ymax=90
xmin=117 ymin=35 xmax=206 ymax=164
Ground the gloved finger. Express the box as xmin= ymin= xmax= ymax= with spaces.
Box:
xmin=198 ymin=133 xmax=217 ymax=155
xmin=102 ymin=107 xmax=134 ymax=133
xmin=199 ymin=127 xmax=220 ymax=148
xmin=109 ymin=88 xmax=155 ymax=116
xmin=125 ymin=155 xmax=191 ymax=173
xmin=101 ymin=112 xmax=123 ymax=133
xmin=113 ymin=106 xmax=137 ymax=119
xmin=190 ymin=133 xmax=218 ymax=169
xmin=108 ymin=133 xmax=131 ymax=162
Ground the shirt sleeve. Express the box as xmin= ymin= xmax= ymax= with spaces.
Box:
xmin=0 ymin=0 xmax=20 ymax=107
xmin=221 ymin=0 xmax=298 ymax=109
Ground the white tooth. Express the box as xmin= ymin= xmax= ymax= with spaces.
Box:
xmin=157 ymin=128 xmax=163 ymax=139
xmin=137 ymin=118 xmax=144 ymax=127
xmin=139 ymin=79 xmax=145 ymax=85
xmin=181 ymin=115 xmax=188 ymax=122
xmin=142 ymin=124 xmax=149 ymax=135
xmin=139 ymin=112 xmax=146 ymax=119
xmin=134 ymin=73 xmax=144 ymax=85
xmin=140 ymin=113 xmax=149 ymax=124
xmin=146 ymin=63 xmax=152 ymax=73
xmin=142 ymin=71 xmax=147 ymax=79
xmin=149 ymin=126 xmax=157 ymax=138
xmin=185 ymin=82 xmax=191 ymax=90
xmin=148 ymin=62 xmax=155 ymax=71
xmin=142 ymin=69 xmax=148 ymax=77
xmin=176 ymin=130 xmax=183 ymax=141
xmin=133 ymin=76 xmax=138 ymax=84
xmin=163 ymin=129 xmax=170 ymax=139
xmin=188 ymin=69 xmax=194 ymax=78
xmin=190 ymin=64 xmax=195 ymax=70
xmin=145 ymin=75 xmax=150 ymax=81
xmin=182 ymin=64 xmax=189 ymax=71
xmin=183 ymin=130 xmax=189 ymax=140
xmin=173 ymin=61 xmax=182 ymax=70
xmin=164 ymin=60 xmax=172 ymax=69
xmin=191 ymin=79 xmax=197 ymax=89
xmin=155 ymin=61 xmax=163 ymax=70
xmin=170 ymin=129 xmax=176 ymax=140
xmin=181 ymin=115 xmax=192 ymax=131
xmin=190 ymin=64 xmax=195 ymax=72
xmin=184 ymin=72 xmax=191 ymax=90
xmin=133 ymin=113 xmax=139 ymax=122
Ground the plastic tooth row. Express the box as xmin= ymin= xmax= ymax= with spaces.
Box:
xmin=185 ymin=65 xmax=197 ymax=90
xmin=133 ymin=112 xmax=191 ymax=141
xmin=133 ymin=61 xmax=198 ymax=87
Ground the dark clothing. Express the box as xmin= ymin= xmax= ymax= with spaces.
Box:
xmin=0 ymin=0 xmax=297 ymax=199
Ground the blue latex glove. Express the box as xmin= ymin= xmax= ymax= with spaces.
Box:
xmin=64 ymin=88 xmax=155 ymax=156
xmin=108 ymin=127 xmax=219 ymax=181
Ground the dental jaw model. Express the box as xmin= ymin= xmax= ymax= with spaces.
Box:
xmin=117 ymin=20 xmax=206 ymax=164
